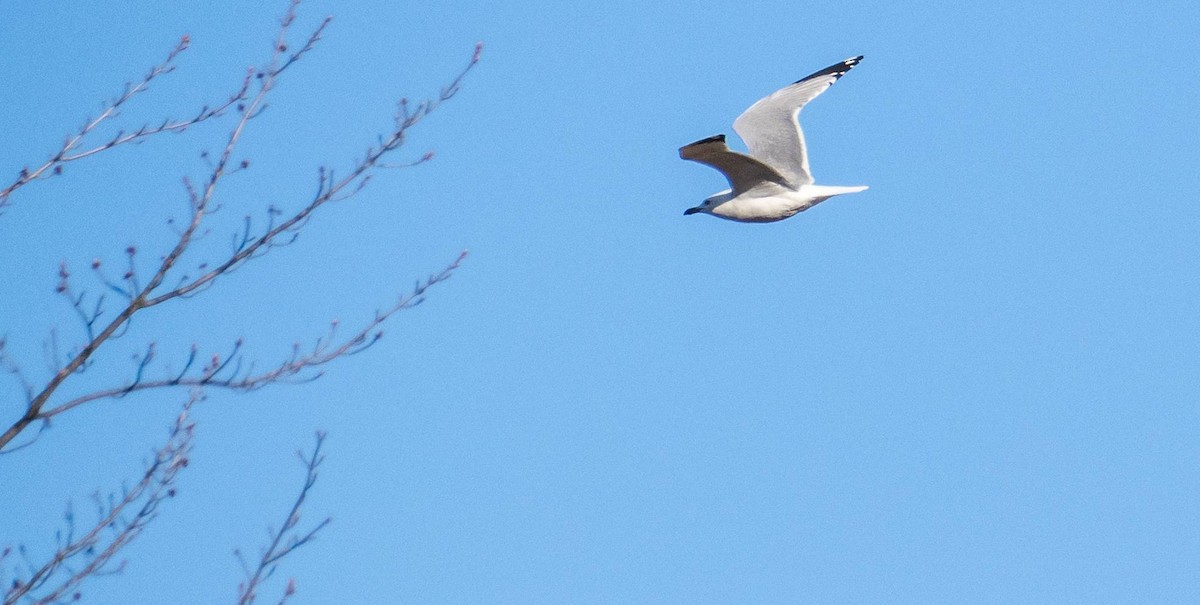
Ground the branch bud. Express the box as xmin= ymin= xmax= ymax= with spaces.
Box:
xmin=56 ymin=262 xmax=69 ymax=293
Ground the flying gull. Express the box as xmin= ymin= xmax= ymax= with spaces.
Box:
xmin=681 ymin=56 xmax=867 ymax=222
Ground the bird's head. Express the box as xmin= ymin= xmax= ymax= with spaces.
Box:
xmin=684 ymin=190 xmax=733 ymax=216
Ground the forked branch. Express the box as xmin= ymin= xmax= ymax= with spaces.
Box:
xmin=0 ymin=37 xmax=249 ymax=210
xmin=0 ymin=1 xmax=480 ymax=452
xmin=2 ymin=392 xmax=198 ymax=605
xmin=37 ymin=251 xmax=467 ymax=420
xmin=235 ymin=431 xmax=330 ymax=605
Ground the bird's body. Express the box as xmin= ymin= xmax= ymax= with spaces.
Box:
xmin=694 ymin=184 xmax=869 ymax=223
xmin=681 ymin=56 xmax=867 ymax=222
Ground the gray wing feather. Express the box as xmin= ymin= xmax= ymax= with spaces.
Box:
xmin=678 ymin=134 xmax=789 ymax=195
xmin=732 ymin=56 xmax=862 ymax=187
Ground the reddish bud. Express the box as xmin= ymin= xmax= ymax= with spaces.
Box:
xmin=472 ymin=41 xmax=483 ymax=63
xmin=53 ymin=165 xmax=63 ymax=175
xmin=278 ymin=43 xmax=288 ymax=52
xmin=239 ymin=159 xmax=250 ymax=169
xmin=56 ymin=263 xmax=70 ymax=292
xmin=126 ymin=245 xmax=137 ymax=256
xmin=422 ymin=151 xmax=435 ymax=162
xmin=285 ymin=578 xmax=296 ymax=596
xmin=167 ymin=489 xmax=176 ymax=497
xmin=91 ymin=258 xmax=101 ymax=269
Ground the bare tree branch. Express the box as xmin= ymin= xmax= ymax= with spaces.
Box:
xmin=2 ymin=391 xmax=199 ymax=605
xmin=235 ymin=431 xmax=330 ymax=605
xmin=3 ymin=3 xmax=479 ymax=600
xmin=0 ymin=37 xmax=250 ymax=210
xmin=37 ymin=251 xmax=467 ymax=420
xmin=140 ymin=40 xmax=478 ymax=308
xmin=0 ymin=0 xmax=481 ymax=452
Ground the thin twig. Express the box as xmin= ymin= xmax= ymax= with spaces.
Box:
xmin=142 ymin=44 xmax=480 ymax=308
xmin=38 ymin=251 xmax=466 ymax=420
xmin=235 ymin=431 xmax=330 ymax=605
xmin=2 ymin=392 xmax=199 ymax=605
xmin=0 ymin=10 xmax=481 ymax=453
xmin=0 ymin=38 xmax=251 ymax=210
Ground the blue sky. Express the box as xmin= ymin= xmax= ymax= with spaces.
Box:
xmin=2 ymin=0 xmax=1199 ymax=602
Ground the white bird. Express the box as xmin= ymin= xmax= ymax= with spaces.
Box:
xmin=681 ymin=56 xmax=867 ymax=223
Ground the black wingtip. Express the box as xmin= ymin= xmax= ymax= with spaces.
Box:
xmin=686 ymin=134 xmax=726 ymax=147
xmin=794 ymin=55 xmax=863 ymax=84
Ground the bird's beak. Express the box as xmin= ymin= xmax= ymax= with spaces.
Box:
xmin=684 ymin=207 xmax=701 ymax=215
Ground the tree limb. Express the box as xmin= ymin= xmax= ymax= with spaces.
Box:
xmin=235 ymin=431 xmax=330 ymax=605
xmin=0 ymin=1 xmax=480 ymax=452
xmin=2 ymin=391 xmax=198 ymax=605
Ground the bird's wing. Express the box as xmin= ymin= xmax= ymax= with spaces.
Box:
xmin=732 ymin=56 xmax=862 ymax=187
xmin=678 ymin=134 xmax=789 ymax=195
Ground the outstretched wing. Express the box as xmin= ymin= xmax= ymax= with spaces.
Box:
xmin=732 ymin=56 xmax=862 ymax=187
xmin=678 ymin=134 xmax=789 ymax=195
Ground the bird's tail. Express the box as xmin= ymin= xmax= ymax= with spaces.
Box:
xmin=817 ymin=185 xmax=869 ymax=196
